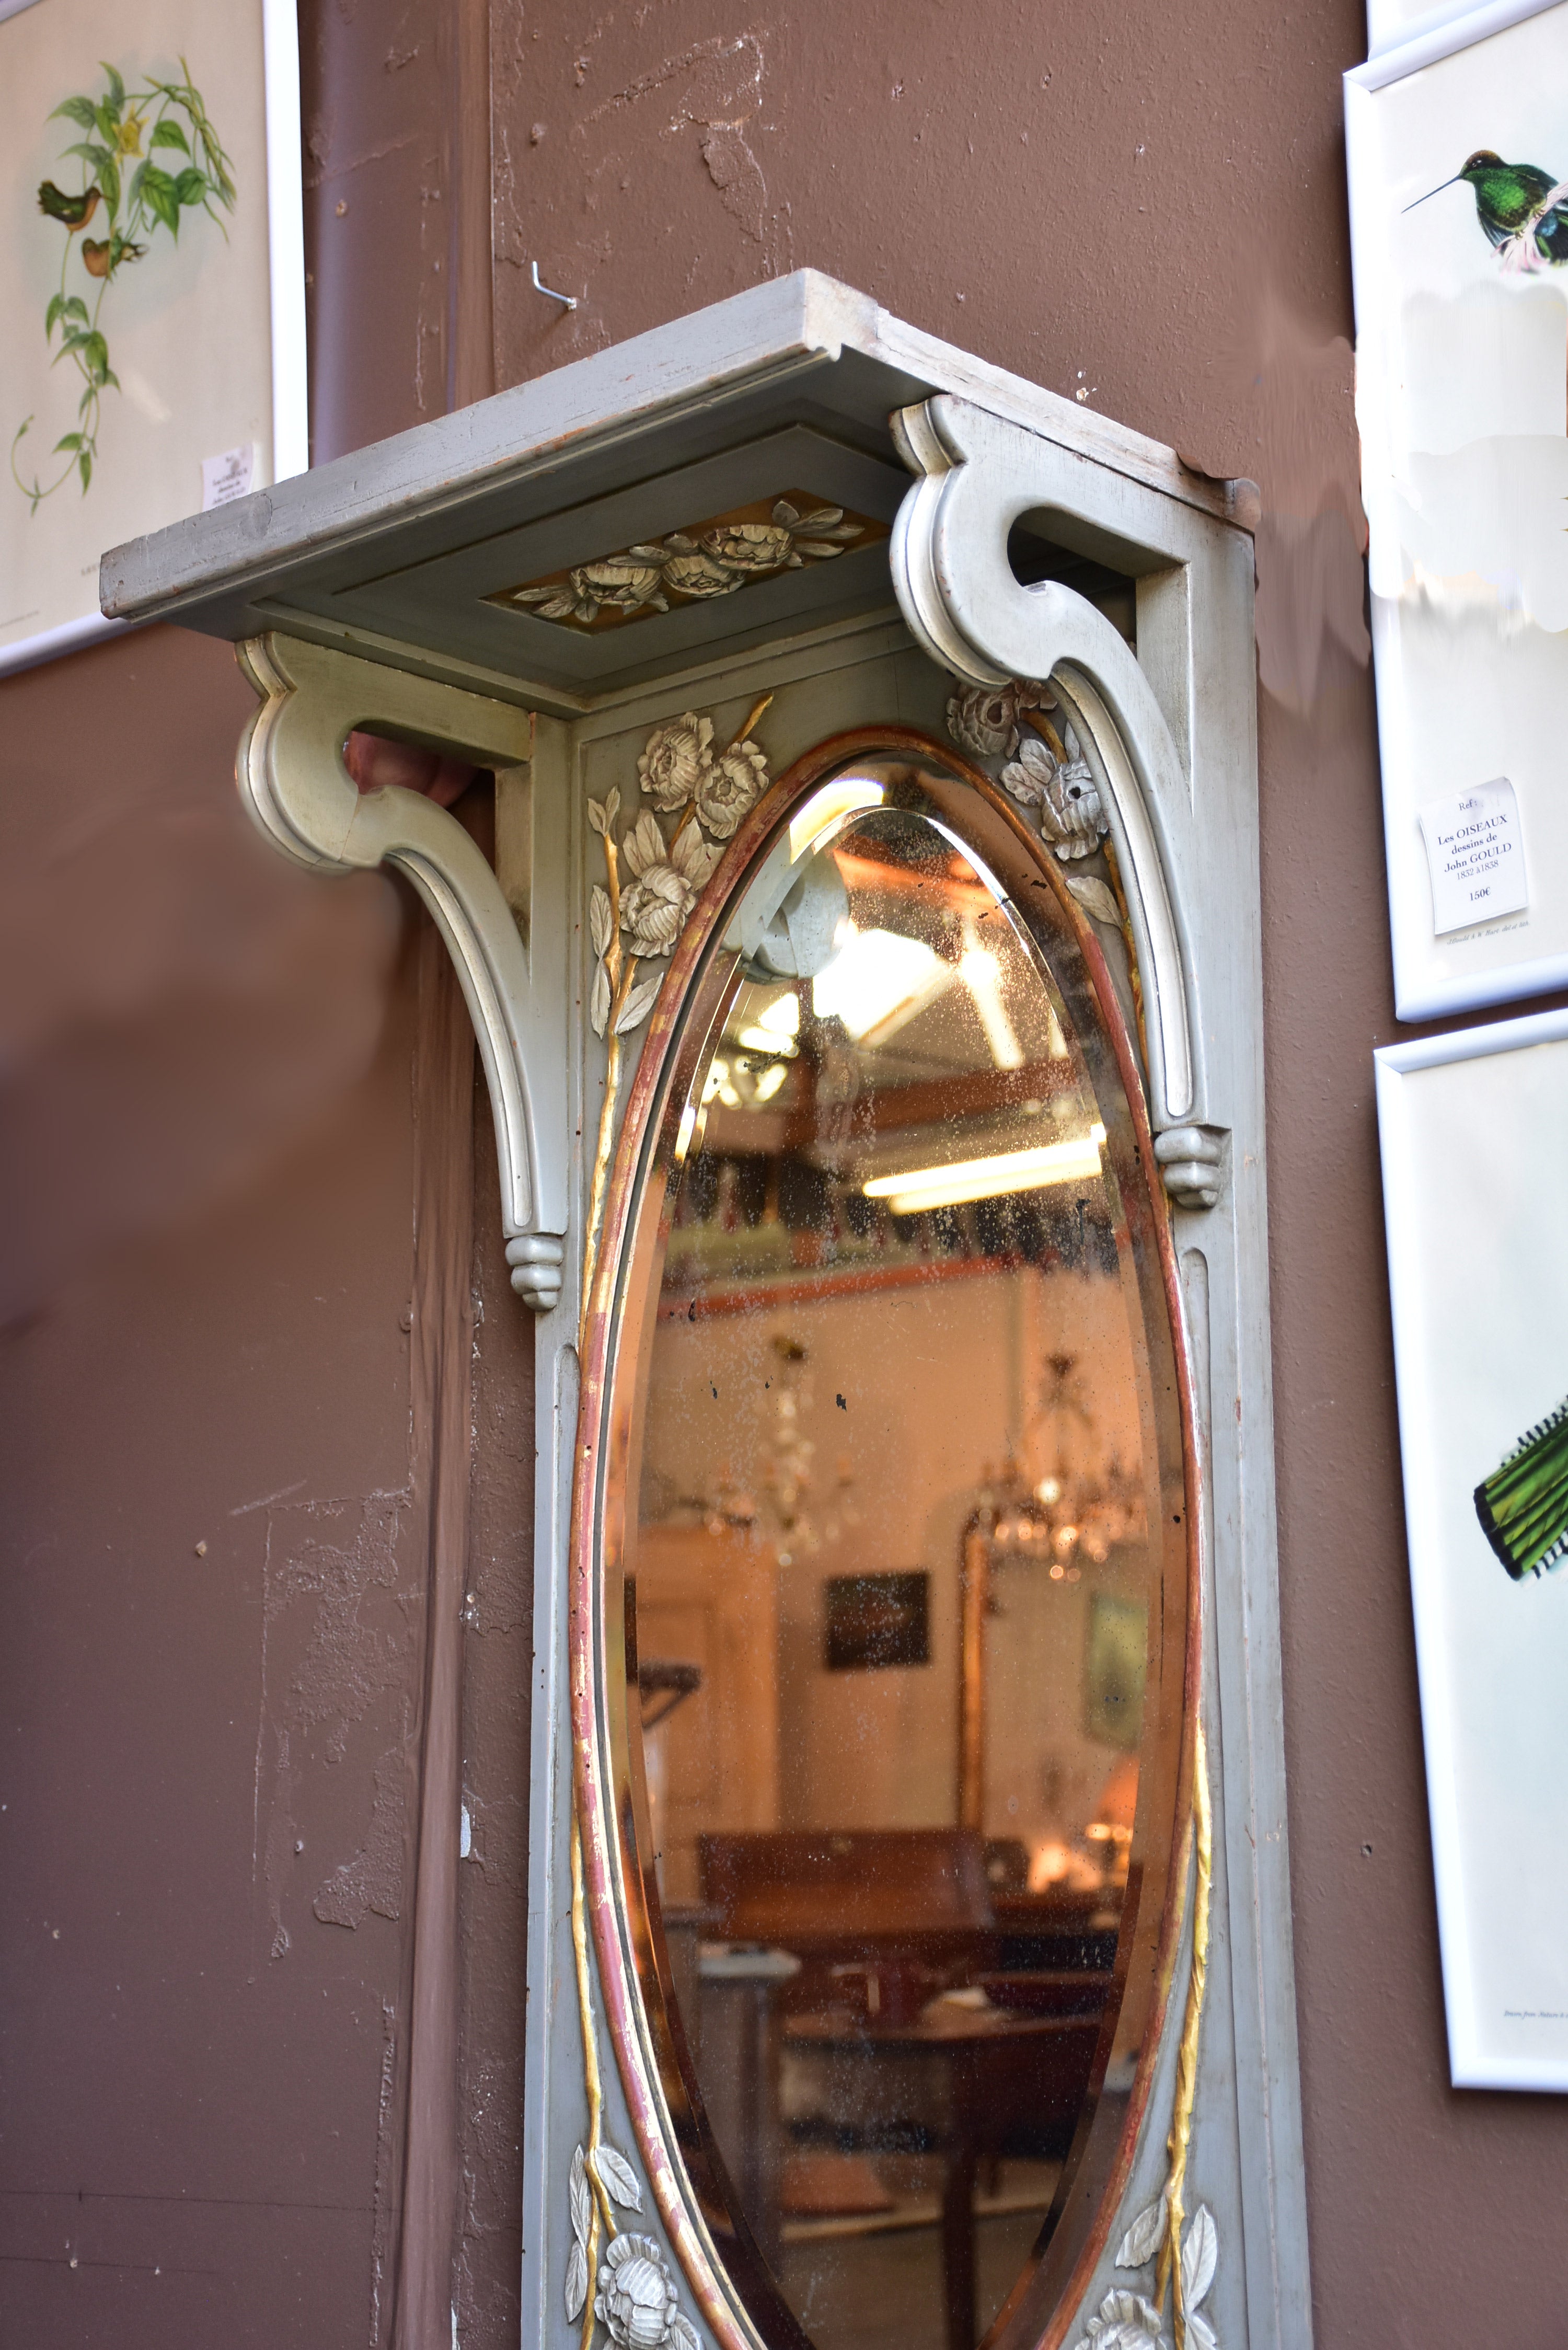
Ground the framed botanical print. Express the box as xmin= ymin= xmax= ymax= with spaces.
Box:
xmin=1377 ymin=1005 xmax=1568 ymax=2090
xmin=1346 ymin=0 xmax=1568 ymax=1018
xmin=0 ymin=0 xmax=305 ymax=676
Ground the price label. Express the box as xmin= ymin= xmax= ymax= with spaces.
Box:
xmin=1418 ymin=777 xmax=1528 ymax=936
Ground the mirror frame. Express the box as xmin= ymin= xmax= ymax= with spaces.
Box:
xmin=569 ymin=728 xmax=1204 ymax=2350
xmin=111 ymin=275 xmax=1310 ymax=2350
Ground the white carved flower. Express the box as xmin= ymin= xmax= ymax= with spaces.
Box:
xmin=696 ymin=740 xmax=768 ymax=839
xmin=699 ymin=520 xmax=795 ymax=573
xmin=1000 ymin=726 xmax=1106 ymax=861
xmin=1070 ymin=2288 xmax=1170 ymax=2350
xmin=594 ymin=2234 xmax=689 ymax=2350
xmin=572 ymin=556 xmax=668 ymax=616
xmin=947 ymin=679 xmax=1056 ymax=763
xmin=619 ymin=813 xmax=722 ymax=955
xmin=661 ymin=549 xmax=743 ymax=600
xmin=638 ymin=712 xmax=714 ymax=811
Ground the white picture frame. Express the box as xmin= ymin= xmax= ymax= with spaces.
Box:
xmin=1377 ymin=1005 xmax=1568 ymax=2091
xmin=1346 ymin=0 xmax=1568 ymax=1019
xmin=0 ymin=0 xmax=305 ymax=678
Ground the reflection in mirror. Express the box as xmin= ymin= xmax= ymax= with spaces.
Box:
xmin=608 ymin=748 xmax=1187 ymax=2350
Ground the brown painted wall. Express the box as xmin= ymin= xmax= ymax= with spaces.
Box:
xmin=6 ymin=1 xmax=1568 ymax=2344
xmin=489 ymin=2 xmax=1568 ymax=2339
xmin=0 ymin=4 xmax=515 ymax=2345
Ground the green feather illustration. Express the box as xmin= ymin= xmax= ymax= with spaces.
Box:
xmin=1474 ymin=1395 xmax=1568 ymax=1580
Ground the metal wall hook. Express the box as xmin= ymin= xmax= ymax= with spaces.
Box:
xmin=531 ymin=261 xmax=578 ymax=311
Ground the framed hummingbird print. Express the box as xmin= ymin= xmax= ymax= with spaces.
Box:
xmin=1347 ymin=1 xmax=1568 ymax=1020
xmin=0 ymin=0 xmax=306 ymax=678
xmin=1377 ymin=1005 xmax=1568 ymax=2092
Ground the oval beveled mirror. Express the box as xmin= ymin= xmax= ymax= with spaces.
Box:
xmin=593 ymin=731 xmax=1194 ymax=2350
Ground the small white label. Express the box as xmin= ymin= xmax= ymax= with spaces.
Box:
xmin=201 ymin=443 xmax=255 ymax=511
xmin=1419 ymin=777 xmax=1528 ymax=936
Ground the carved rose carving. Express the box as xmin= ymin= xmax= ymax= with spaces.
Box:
xmin=1000 ymin=726 xmax=1106 ymax=861
xmin=660 ymin=550 xmax=742 ymax=600
xmin=572 ymin=558 xmax=668 ymax=615
xmin=696 ymin=740 xmax=768 ymax=838
xmin=506 ymin=499 xmax=863 ymax=628
xmin=700 ymin=520 xmax=796 ymax=572
xmin=590 ymin=701 xmax=770 ymax=1043
xmin=619 ymin=814 xmax=722 ymax=956
xmin=594 ymin=2234 xmax=698 ymax=2350
xmin=946 ymin=678 xmax=1055 ymax=763
xmin=637 ymin=712 xmax=714 ymax=811
xmin=1070 ymin=2289 xmax=1170 ymax=2350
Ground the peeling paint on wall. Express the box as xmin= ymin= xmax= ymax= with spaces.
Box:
xmin=253 ymin=1491 xmax=419 ymax=1965
xmin=314 ymin=1745 xmax=407 ymax=1927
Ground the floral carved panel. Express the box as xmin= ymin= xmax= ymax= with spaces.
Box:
xmin=489 ymin=491 xmax=884 ymax=631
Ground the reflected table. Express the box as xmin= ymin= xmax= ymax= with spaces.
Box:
xmin=783 ymin=2006 xmax=1102 ymax=2350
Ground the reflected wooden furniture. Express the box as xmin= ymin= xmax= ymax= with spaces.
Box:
xmin=631 ymin=1526 xmax=779 ymax=1903
xmin=699 ymin=1825 xmax=994 ymax=2002
xmin=784 ymin=2007 xmax=1101 ymax=2350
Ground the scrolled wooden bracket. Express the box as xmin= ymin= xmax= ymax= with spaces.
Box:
xmin=235 ymin=631 xmax=569 ymax=1309
xmin=889 ymin=394 xmax=1227 ymax=1209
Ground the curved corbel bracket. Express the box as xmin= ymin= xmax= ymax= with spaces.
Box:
xmin=236 ymin=632 xmax=567 ymax=1310
xmin=890 ymin=395 xmax=1225 ymax=1203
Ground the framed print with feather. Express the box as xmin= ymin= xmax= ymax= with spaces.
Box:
xmin=1347 ymin=1 xmax=1568 ymax=1019
xmin=1377 ymin=1005 xmax=1568 ymax=2090
xmin=0 ymin=0 xmax=305 ymax=677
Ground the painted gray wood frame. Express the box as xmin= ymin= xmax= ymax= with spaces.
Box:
xmin=103 ymin=272 xmax=1309 ymax=2350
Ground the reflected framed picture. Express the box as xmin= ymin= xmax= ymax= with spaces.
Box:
xmin=1083 ymin=1589 xmax=1146 ymax=1752
xmin=0 ymin=0 xmax=305 ymax=676
xmin=1346 ymin=0 xmax=1568 ymax=1018
xmin=1377 ymin=1005 xmax=1568 ymax=2090
xmin=823 ymin=1572 xmax=930 ymax=1673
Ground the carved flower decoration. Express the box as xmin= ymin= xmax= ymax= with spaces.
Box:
xmin=947 ymin=678 xmax=1056 ymax=763
xmin=700 ymin=520 xmax=796 ymax=572
xmin=572 ymin=556 xmax=669 ymax=615
xmin=588 ymin=702 xmax=770 ymax=1040
xmin=638 ymin=711 xmax=715 ymax=811
xmin=660 ymin=548 xmax=743 ymax=600
xmin=1070 ymin=2289 xmax=1170 ymax=2350
xmin=594 ymin=2234 xmax=697 ymax=2350
xmin=1000 ymin=725 xmax=1106 ymax=861
xmin=508 ymin=501 xmax=863 ymax=628
xmin=619 ymin=811 xmax=722 ymax=956
xmin=696 ymin=739 xmax=768 ymax=838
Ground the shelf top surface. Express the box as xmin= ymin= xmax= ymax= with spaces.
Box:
xmin=101 ymin=272 xmax=1232 ymax=711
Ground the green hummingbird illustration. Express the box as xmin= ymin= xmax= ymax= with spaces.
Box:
xmin=1406 ymin=149 xmax=1568 ymax=269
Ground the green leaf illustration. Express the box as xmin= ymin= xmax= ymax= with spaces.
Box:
xmin=78 ymin=448 xmax=91 ymax=491
xmin=149 ymin=120 xmax=188 ymax=152
xmin=49 ymin=96 xmax=99 ymax=130
xmin=140 ymin=163 xmax=179 ymax=235
xmin=98 ymin=153 xmax=119 ymax=216
xmin=100 ymin=62 xmax=124 ymax=113
xmin=174 ymin=167 xmax=206 ymax=208
xmin=52 ymin=433 xmax=83 ymax=453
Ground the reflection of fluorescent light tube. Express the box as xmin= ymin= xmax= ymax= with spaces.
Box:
xmin=864 ymin=1125 xmax=1106 ymax=1214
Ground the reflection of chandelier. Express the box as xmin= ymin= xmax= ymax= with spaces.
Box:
xmin=987 ymin=1354 xmax=1144 ymax=1581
